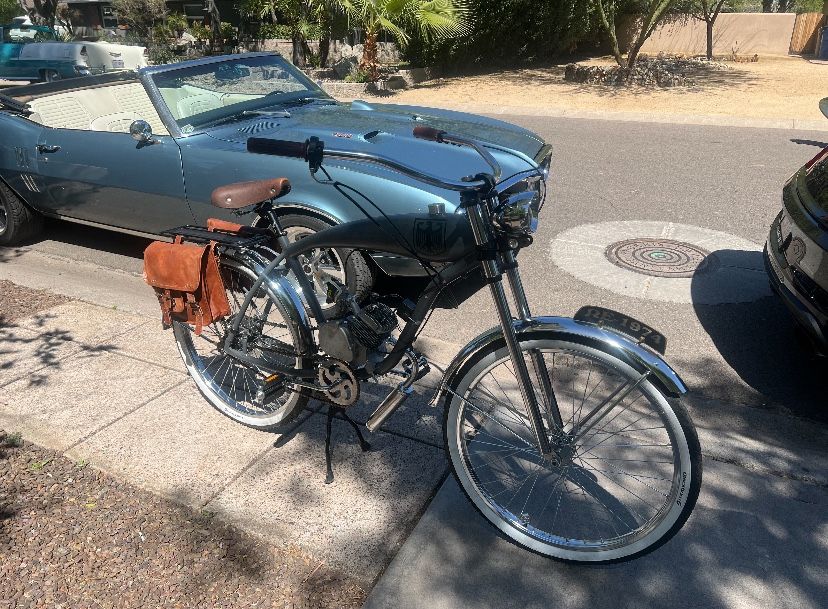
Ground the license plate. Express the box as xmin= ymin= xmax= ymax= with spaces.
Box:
xmin=112 ymin=59 xmax=124 ymax=68
xmin=574 ymin=306 xmax=667 ymax=355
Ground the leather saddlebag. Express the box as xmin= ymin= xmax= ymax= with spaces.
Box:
xmin=143 ymin=237 xmax=231 ymax=335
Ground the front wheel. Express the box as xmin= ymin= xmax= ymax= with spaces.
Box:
xmin=444 ymin=332 xmax=701 ymax=562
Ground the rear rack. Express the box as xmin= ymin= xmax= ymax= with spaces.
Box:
xmin=161 ymin=225 xmax=273 ymax=249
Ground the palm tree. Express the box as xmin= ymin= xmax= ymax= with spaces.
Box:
xmin=338 ymin=0 xmax=470 ymax=81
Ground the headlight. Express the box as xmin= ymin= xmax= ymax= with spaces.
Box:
xmin=499 ymin=174 xmax=544 ymax=216
xmin=495 ymin=191 xmax=538 ymax=234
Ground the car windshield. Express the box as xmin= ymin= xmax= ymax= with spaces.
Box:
xmin=148 ymin=55 xmax=331 ymax=132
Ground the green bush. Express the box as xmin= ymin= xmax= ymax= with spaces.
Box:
xmin=0 ymin=0 xmax=18 ymax=24
xmin=147 ymin=42 xmax=177 ymax=64
xmin=189 ymin=22 xmax=211 ymax=41
xmin=405 ymin=0 xmax=600 ymax=69
xmin=343 ymin=68 xmax=370 ymax=83
xmin=258 ymin=23 xmax=294 ymax=39
xmin=219 ymin=21 xmax=235 ymax=41
xmin=166 ymin=12 xmax=188 ymax=35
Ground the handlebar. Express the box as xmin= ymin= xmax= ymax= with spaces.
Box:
xmin=247 ymin=127 xmax=508 ymax=193
xmin=247 ymin=137 xmax=308 ymax=158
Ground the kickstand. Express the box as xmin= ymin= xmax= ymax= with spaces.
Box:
xmin=324 ymin=405 xmax=371 ymax=484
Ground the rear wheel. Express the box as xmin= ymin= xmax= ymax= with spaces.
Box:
xmin=444 ymin=333 xmax=701 ymax=562
xmin=40 ymin=69 xmax=61 ymax=83
xmin=0 ymin=181 xmax=43 ymax=246
xmin=174 ymin=256 xmax=309 ymax=430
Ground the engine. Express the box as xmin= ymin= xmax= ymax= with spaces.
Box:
xmin=318 ymin=300 xmax=398 ymax=368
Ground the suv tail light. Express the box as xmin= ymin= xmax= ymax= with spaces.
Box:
xmin=805 ymin=147 xmax=828 ymax=174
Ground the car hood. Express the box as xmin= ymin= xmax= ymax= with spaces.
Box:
xmin=204 ymin=100 xmax=546 ymax=178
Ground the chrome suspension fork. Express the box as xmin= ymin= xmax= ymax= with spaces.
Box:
xmin=502 ymin=251 xmax=564 ymax=432
xmin=465 ymin=198 xmax=554 ymax=458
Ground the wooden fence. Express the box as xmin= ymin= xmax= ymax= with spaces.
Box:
xmin=790 ymin=12 xmax=827 ymax=55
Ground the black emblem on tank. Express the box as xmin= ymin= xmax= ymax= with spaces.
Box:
xmin=414 ymin=219 xmax=447 ymax=256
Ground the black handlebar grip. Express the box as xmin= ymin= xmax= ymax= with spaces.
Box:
xmin=412 ymin=126 xmax=446 ymax=142
xmin=247 ymin=137 xmax=308 ymax=158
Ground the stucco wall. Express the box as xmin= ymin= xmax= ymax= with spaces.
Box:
xmin=631 ymin=13 xmax=797 ymax=56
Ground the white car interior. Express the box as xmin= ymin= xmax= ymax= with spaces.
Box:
xmin=25 ymin=81 xmax=168 ymax=135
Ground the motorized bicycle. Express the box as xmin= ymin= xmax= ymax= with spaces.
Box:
xmin=149 ymin=127 xmax=701 ymax=563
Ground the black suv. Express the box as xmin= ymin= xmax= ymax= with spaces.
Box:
xmin=764 ymin=98 xmax=828 ymax=355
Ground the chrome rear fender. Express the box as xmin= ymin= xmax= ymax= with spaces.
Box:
xmin=234 ymin=250 xmax=316 ymax=357
xmin=432 ymin=316 xmax=687 ymax=406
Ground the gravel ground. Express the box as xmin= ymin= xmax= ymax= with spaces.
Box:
xmin=0 ymin=280 xmax=70 ymax=324
xmin=0 ymin=430 xmax=366 ymax=609
xmin=361 ymin=55 xmax=827 ymax=122
xmin=0 ymin=281 xmax=367 ymax=608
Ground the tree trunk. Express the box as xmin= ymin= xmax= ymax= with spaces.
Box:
xmin=292 ymin=36 xmax=306 ymax=66
xmin=596 ymin=0 xmax=625 ymax=67
xmin=320 ymin=36 xmax=330 ymax=67
xmin=706 ymin=19 xmax=714 ymax=59
xmin=360 ymin=29 xmax=380 ymax=82
xmin=761 ymin=0 xmax=774 ymax=12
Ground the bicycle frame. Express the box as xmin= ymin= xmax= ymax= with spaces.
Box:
xmin=217 ymin=167 xmax=562 ymax=459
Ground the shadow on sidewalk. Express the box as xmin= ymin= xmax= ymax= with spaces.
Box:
xmin=0 ymin=312 xmax=116 ymax=388
xmin=364 ymin=469 xmax=827 ymax=609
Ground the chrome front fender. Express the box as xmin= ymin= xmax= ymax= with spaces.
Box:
xmin=432 ymin=316 xmax=687 ymax=406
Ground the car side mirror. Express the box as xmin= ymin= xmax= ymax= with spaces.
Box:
xmin=129 ymin=119 xmax=157 ymax=145
xmin=820 ymin=98 xmax=828 ymax=120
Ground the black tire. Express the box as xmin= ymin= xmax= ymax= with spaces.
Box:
xmin=278 ymin=214 xmax=374 ymax=318
xmin=0 ymin=181 xmax=43 ymax=246
xmin=443 ymin=332 xmax=702 ymax=563
xmin=40 ymin=69 xmax=61 ymax=83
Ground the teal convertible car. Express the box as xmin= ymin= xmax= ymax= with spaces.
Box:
xmin=0 ymin=52 xmax=551 ymax=302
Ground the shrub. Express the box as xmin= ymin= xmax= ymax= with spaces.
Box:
xmin=405 ymin=0 xmax=599 ymax=69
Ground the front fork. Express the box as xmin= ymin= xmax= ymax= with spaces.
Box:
xmin=465 ymin=201 xmax=563 ymax=459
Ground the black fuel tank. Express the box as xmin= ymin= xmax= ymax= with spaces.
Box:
xmin=281 ymin=213 xmax=477 ymax=263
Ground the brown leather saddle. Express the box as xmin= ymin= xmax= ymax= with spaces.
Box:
xmin=210 ymin=178 xmax=291 ymax=209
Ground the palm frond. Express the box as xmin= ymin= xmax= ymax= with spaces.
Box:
xmin=415 ymin=0 xmax=471 ymax=39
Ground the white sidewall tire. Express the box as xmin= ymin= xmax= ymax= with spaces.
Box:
xmin=444 ymin=335 xmax=699 ymax=563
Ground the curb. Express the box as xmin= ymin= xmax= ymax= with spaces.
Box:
xmin=435 ymin=104 xmax=828 ymax=132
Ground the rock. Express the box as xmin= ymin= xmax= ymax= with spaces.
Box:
xmin=332 ymin=56 xmax=358 ymax=80
xmin=563 ymin=56 xmax=730 ymax=88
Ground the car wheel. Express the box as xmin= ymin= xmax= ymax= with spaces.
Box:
xmin=278 ymin=214 xmax=374 ymax=319
xmin=0 ymin=181 xmax=43 ymax=246
xmin=40 ymin=69 xmax=61 ymax=83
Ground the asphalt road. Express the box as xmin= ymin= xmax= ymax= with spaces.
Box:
xmin=13 ymin=115 xmax=827 ymax=420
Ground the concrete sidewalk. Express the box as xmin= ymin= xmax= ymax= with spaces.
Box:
xmin=3 ymin=243 xmax=828 ymax=608
xmin=0 ymin=297 xmax=456 ymax=585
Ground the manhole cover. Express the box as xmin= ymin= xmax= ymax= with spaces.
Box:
xmin=605 ymin=238 xmax=717 ymax=278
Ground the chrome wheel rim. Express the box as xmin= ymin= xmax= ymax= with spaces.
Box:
xmin=449 ymin=343 xmax=689 ymax=559
xmin=175 ymin=259 xmax=303 ymax=425
xmin=284 ymin=226 xmax=346 ymax=309
xmin=0 ymin=203 xmax=7 ymax=236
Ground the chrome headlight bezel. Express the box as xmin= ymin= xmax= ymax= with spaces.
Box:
xmin=495 ymin=191 xmax=539 ymax=235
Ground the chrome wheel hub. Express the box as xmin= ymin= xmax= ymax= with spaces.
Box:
xmin=0 ymin=204 xmax=7 ymax=235
xmin=285 ymin=227 xmax=346 ymax=307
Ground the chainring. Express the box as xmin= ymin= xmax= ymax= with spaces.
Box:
xmin=317 ymin=358 xmax=360 ymax=407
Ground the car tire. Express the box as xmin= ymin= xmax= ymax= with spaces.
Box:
xmin=40 ymin=69 xmax=61 ymax=83
xmin=0 ymin=181 xmax=43 ymax=246
xmin=278 ymin=214 xmax=374 ymax=318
